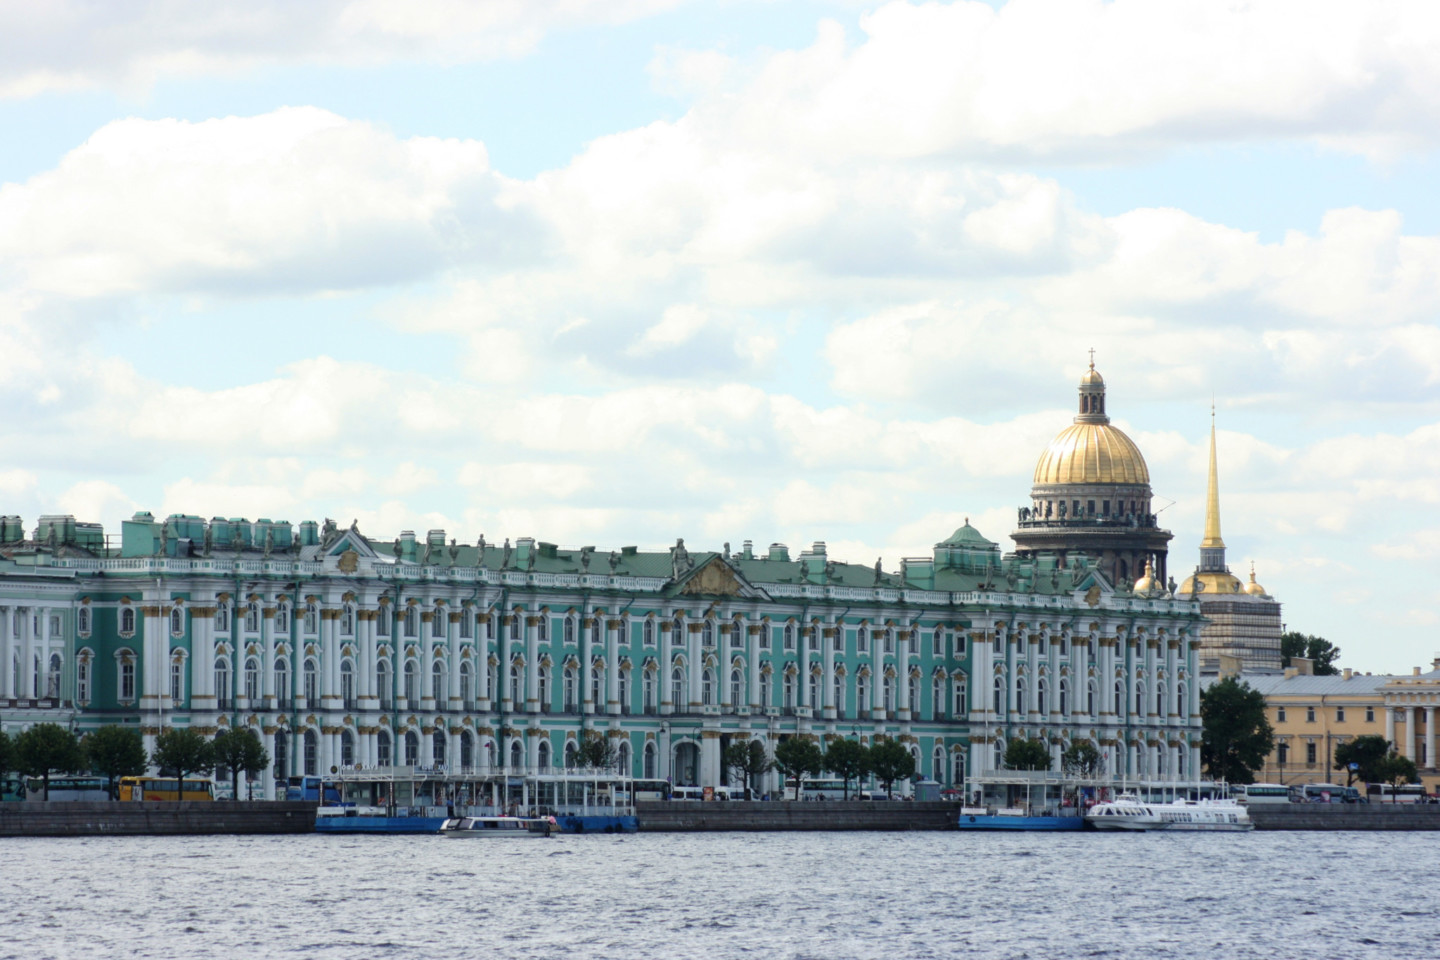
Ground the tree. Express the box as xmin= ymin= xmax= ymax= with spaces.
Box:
xmin=84 ymin=725 xmax=148 ymax=800
xmin=772 ymin=737 xmax=823 ymax=800
xmin=1374 ymin=752 xmax=1419 ymax=803
xmin=1333 ymin=734 xmax=1391 ymax=787
xmin=1200 ymin=677 xmax=1274 ymax=784
xmin=1061 ymin=740 xmax=1101 ymax=778
xmin=823 ymin=738 xmax=866 ymax=799
xmin=574 ymin=730 xmax=617 ymax=771
xmin=723 ymin=739 xmax=772 ymax=799
xmin=1003 ymin=738 xmax=1052 ymax=772
xmin=212 ymin=728 xmax=271 ymax=800
xmin=865 ymin=737 xmax=918 ymax=795
xmin=14 ymin=723 xmax=85 ymax=801
xmin=1280 ymin=631 xmax=1340 ymax=675
xmin=151 ymin=728 xmax=216 ymax=800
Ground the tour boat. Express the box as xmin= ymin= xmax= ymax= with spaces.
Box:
xmin=1085 ymin=795 xmax=1252 ymax=832
xmin=439 ymin=815 xmax=557 ymax=837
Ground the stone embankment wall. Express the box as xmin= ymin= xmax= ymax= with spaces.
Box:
xmin=1250 ymin=804 xmax=1440 ymax=831
xmin=637 ymin=800 xmax=955 ymax=832
xmin=0 ymin=801 xmax=318 ymax=837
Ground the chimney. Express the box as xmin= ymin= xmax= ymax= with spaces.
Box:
xmin=1432 ymin=654 xmax=1440 ymax=672
xmin=1343 ymin=667 xmax=1353 ymax=681
xmin=1292 ymin=656 xmax=1314 ymax=676
xmin=1218 ymin=654 xmax=1243 ymax=679
xmin=1414 ymin=666 xmax=1422 ymax=676
xmin=1284 ymin=667 xmax=1298 ymax=680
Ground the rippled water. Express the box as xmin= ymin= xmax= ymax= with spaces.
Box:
xmin=5 ymin=831 xmax=1438 ymax=960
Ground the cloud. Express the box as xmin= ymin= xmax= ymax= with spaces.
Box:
xmin=683 ymin=0 xmax=1440 ymax=162
xmin=0 ymin=0 xmax=689 ymax=98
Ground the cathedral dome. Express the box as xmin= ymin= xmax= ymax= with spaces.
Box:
xmin=1243 ymin=564 xmax=1267 ymax=596
xmin=1177 ymin=570 xmax=1244 ymax=595
xmin=1033 ymin=422 xmax=1150 ymax=486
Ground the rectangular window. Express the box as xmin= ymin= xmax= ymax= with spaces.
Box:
xmin=1366 ymin=706 xmax=1375 ymax=722
xmin=1305 ymin=742 xmax=1317 ymax=765
xmin=1306 ymin=707 xmax=1316 ymax=723
xmin=932 ymin=630 xmax=943 ymax=656
xmin=120 ymin=662 xmax=135 ymax=701
xmin=170 ymin=662 xmax=183 ymax=703
xmin=1277 ymin=707 xmax=1287 ymax=723
xmin=1336 ymin=707 xmax=1345 ymax=723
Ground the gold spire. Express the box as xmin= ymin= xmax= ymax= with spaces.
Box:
xmin=1200 ymin=405 xmax=1225 ymax=549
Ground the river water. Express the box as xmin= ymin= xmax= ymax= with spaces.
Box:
xmin=4 ymin=831 xmax=1437 ymax=960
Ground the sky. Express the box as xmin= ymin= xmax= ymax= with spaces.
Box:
xmin=1 ymin=0 xmax=1438 ymax=673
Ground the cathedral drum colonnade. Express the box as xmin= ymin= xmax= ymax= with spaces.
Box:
xmin=0 ymin=366 xmax=1206 ymax=796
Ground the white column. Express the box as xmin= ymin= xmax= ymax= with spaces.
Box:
xmin=421 ymin=609 xmax=437 ymax=707
xmin=20 ymin=607 xmax=36 ymax=699
xmin=822 ymin=621 xmax=837 ymax=720
xmin=1406 ymin=707 xmax=1418 ymax=760
xmin=747 ymin=622 xmax=761 ymax=710
xmin=322 ymin=607 xmax=341 ymax=711
xmin=687 ymin=622 xmax=701 ymax=712
xmin=190 ymin=611 xmax=214 ymax=710
xmin=140 ymin=601 xmax=165 ymax=711
xmin=447 ymin=609 xmax=462 ymax=709
xmin=1386 ymin=705 xmax=1396 ymax=747
xmin=261 ymin=605 xmax=276 ymax=706
xmin=606 ymin=618 xmax=621 ymax=716
xmin=500 ymin=613 xmax=514 ymax=712
xmin=524 ymin=613 xmax=539 ymax=713
xmin=582 ymin=614 xmax=595 ymax=716
xmin=894 ymin=624 xmax=909 ymax=720
xmin=1426 ymin=707 xmax=1437 ymax=771
xmin=0 ymin=606 xmax=12 ymax=699
xmin=719 ymin=625 xmax=733 ymax=712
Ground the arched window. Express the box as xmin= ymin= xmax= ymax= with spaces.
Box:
xmin=955 ymin=677 xmax=967 ymax=717
xmin=1135 ymin=682 xmax=1145 ymax=717
xmin=510 ymin=740 xmax=523 ymax=769
xmin=244 ymin=658 xmax=260 ymax=702
xmin=702 ymin=669 xmax=715 ymax=706
xmin=784 ymin=624 xmax=795 ymax=650
xmin=857 ymin=675 xmax=870 ymax=713
xmin=403 ymin=607 xmax=418 ymax=638
xmin=810 ymin=672 xmax=822 ymax=709
xmin=404 ymin=660 xmax=418 ymax=702
xmin=460 ymin=661 xmax=473 ymax=707
xmin=934 ymin=747 xmax=947 ymax=784
xmin=78 ymin=607 xmax=91 ymax=635
xmin=432 ymin=609 xmax=446 ymax=638
xmin=1015 ymin=677 xmax=1026 ymax=714
xmin=1177 ymin=684 xmax=1186 ymax=716
xmin=459 ymin=611 xmax=473 ymax=639
xmin=433 ymin=730 xmax=446 ymax=767
xmin=275 ymin=605 xmax=289 ymax=634
xmin=433 ymin=660 xmax=447 ymax=703
xmin=703 ymin=621 xmax=714 ymax=645
xmin=538 ymin=739 xmax=551 ymax=771
xmin=376 ymin=730 xmax=391 ymax=767
xmin=304 ymin=659 xmax=319 ymax=704
xmin=120 ymin=607 xmax=136 ymax=634
xmin=215 ymin=658 xmax=232 ymax=708
xmin=643 ymin=619 xmax=655 ymax=647
xmin=170 ymin=608 xmax=184 ymax=636
xmin=731 ymin=669 xmax=743 ymax=707
xmin=304 ymin=604 xmax=319 ymax=635
xmin=275 ymin=659 xmax=291 ymax=708
xmin=303 ymin=730 xmax=318 ymax=776
xmin=591 ymin=665 xmax=602 ymax=708
xmin=881 ymin=675 xmax=893 ymax=712
xmin=1059 ymin=679 xmax=1069 ymax=716
xmin=564 ymin=616 xmax=575 ymax=645
xmin=508 ymin=664 xmax=521 ymax=705
xmin=244 ymin=604 xmax=259 ymax=633
xmin=993 ymin=676 xmax=1004 ymax=713
xmin=643 ymin=670 xmax=657 ymax=713
xmin=460 ymin=731 xmax=473 ymax=769
xmin=340 ymin=607 xmax=354 ymax=635
xmin=404 ymin=731 xmax=420 ymax=766
xmin=46 ymin=652 xmax=62 ymax=699
xmin=340 ymin=661 xmax=355 ymax=706
xmin=933 ymin=677 xmax=945 ymax=719
xmin=907 ymin=676 xmax=919 ymax=713
xmin=1087 ymin=680 xmax=1096 ymax=716
xmin=834 ymin=674 xmax=845 ymax=716
xmin=119 ymin=655 xmax=136 ymax=702
xmin=275 ymin=732 xmax=289 ymax=776
xmin=376 ymin=659 xmax=392 ymax=709
xmin=1115 ymin=679 xmax=1124 ymax=716
xmin=618 ymin=669 xmax=630 ymax=714
xmin=1156 ymin=683 xmax=1165 ymax=717
xmin=617 ymin=739 xmax=632 ymax=777
xmin=1037 ymin=679 xmax=1048 ymax=715
xmin=857 ymin=626 xmax=868 ymax=653
xmin=643 ymin=741 xmax=657 ymax=779
xmin=565 ymin=740 xmax=579 ymax=769
xmin=784 ymin=672 xmax=796 ymax=710
xmin=671 ymin=667 xmax=685 ymax=708
xmin=215 ymin=605 xmax=230 ymax=632
xmin=77 ymin=656 xmax=92 ymax=704
xmin=563 ymin=667 xmax=577 ymax=711
xmin=537 ymin=665 xmax=551 ymax=711
xmin=340 ymin=730 xmax=355 ymax=768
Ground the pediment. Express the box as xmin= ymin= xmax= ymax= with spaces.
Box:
xmin=675 ymin=556 xmax=768 ymax=599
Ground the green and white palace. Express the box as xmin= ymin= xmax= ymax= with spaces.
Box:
xmin=0 ymin=365 xmax=1206 ymax=798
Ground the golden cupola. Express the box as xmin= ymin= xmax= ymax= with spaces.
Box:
xmin=1032 ymin=360 xmax=1151 ymax=486
xmin=1243 ymin=562 xmax=1268 ymax=596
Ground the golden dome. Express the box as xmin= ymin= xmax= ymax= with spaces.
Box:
xmin=1132 ymin=557 xmax=1162 ymax=597
xmin=1243 ymin=563 xmax=1267 ymax=596
xmin=1177 ymin=570 xmax=1244 ymax=596
xmin=1033 ymin=422 xmax=1150 ymax=486
xmin=1080 ymin=365 xmax=1104 ymax=386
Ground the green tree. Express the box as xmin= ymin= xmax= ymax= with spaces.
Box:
xmin=1061 ymin=740 xmax=1101 ymax=778
xmin=14 ymin=723 xmax=85 ymax=801
xmin=864 ymin=736 xmax=918 ymax=795
xmin=1279 ymin=631 xmax=1340 ymax=675
xmin=574 ymin=730 xmax=618 ymax=771
xmin=1200 ymin=677 xmax=1274 ymax=784
xmin=1003 ymin=738 xmax=1052 ymax=772
xmin=212 ymin=728 xmax=271 ymax=800
xmin=723 ymin=739 xmax=772 ymax=799
xmin=1374 ymin=752 xmax=1419 ymax=803
xmin=150 ymin=728 xmax=216 ymax=800
xmin=772 ymin=737 xmax=824 ymax=800
xmin=823 ymin=738 xmax=867 ymax=799
xmin=84 ymin=725 xmax=148 ymax=800
xmin=1333 ymin=734 xmax=1391 ymax=786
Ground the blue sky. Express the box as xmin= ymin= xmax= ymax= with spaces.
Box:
xmin=2 ymin=0 xmax=1439 ymax=672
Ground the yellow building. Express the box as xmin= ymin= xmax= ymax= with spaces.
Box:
xmin=1240 ymin=663 xmax=1440 ymax=793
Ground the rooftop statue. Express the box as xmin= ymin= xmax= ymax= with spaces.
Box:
xmin=449 ymin=538 xmax=459 ymax=564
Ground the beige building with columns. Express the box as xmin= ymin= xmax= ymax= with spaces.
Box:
xmin=1237 ymin=662 xmax=1440 ymax=793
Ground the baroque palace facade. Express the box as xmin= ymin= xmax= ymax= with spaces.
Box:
xmin=0 ymin=366 xmax=1208 ymax=798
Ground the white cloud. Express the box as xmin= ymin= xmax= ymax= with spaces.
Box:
xmin=0 ymin=0 xmax=689 ymax=98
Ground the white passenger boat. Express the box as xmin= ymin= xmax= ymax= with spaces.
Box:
xmin=439 ymin=815 xmax=557 ymax=838
xmin=1086 ymin=795 xmax=1252 ymax=832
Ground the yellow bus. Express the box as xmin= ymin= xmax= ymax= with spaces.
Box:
xmin=117 ymin=776 xmax=216 ymax=802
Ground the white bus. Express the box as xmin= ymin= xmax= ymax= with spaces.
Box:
xmin=1240 ymin=783 xmax=1291 ymax=804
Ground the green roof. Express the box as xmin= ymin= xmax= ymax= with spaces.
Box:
xmin=939 ymin=521 xmax=995 ymax=547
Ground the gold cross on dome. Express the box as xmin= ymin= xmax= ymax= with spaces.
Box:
xmin=1088 ymin=347 xmax=1095 ymax=369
